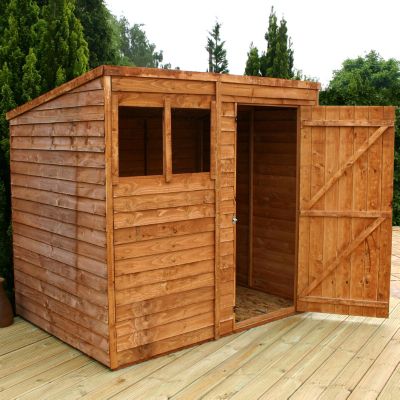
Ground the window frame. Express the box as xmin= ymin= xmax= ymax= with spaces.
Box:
xmin=113 ymin=93 xmax=216 ymax=183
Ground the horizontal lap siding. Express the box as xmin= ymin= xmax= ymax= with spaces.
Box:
xmin=113 ymin=173 xmax=216 ymax=364
xmin=10 ymin=78 xmax=110 ymax=366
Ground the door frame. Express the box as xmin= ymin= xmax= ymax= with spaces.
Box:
xmin=232 ymin=103 xmax=300 ymax=332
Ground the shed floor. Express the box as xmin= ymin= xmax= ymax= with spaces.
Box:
xmin=235 ymin=285 xmax=293 ymax=322
xmin=0 ymin=227 xmax=399 ymax=400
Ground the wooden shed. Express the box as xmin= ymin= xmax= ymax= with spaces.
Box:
xmin=6 ymin=66 xmax=395 ymax=369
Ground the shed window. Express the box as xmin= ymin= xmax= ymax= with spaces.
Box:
xmin=171 ymin=108 xmax=210 ymax=174
xmin=118 ymin=107 xmax=163 ymax=177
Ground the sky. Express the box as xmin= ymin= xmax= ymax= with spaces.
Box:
xmin=106 ymin=0 xmax=399 ymax=86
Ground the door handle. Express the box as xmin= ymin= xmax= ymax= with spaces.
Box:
xmin=232 ymin=215 xmax=238 ymax=224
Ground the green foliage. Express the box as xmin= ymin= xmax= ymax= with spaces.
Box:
xmin=246 ymin=7 xmax=294 ymax=78
xmin=0 ymin=0 xmax=170 ymax=304
xmin=74 ymin=0 xmax=119 ymax=68
xmin=244 ymin=43 xmax=261 ymax=76
xmin=320 ymin=51 xmax=400 ymax=225
xmin=21 ymin=48 xmax=41 ymax=102
xmin=0 ymin=63 xmax=15 ymax=302
xmin=38 ymin=0 xmax=89 ymax=91
xmin=116 ymin=17 xmax=164 ymax=68
xmin=206 ymin=21 xmax=229 ymax=74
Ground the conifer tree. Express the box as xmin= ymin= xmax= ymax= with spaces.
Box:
xmin=244 ymin=43 xmax=261 ymax=76
xmin=21 ymin=49 xmax=41 ymax=102
xmin=0 ymin=64 xmax=15 ymax=301
xmin=75 ymin=0 xmax=119 ymax=67
xmin=38 ymin=0 xmax=89 ymax=91
xmin=0 ymin=0 xmax=41 ymax=302
xmin=258 ymin=7 xmax=295 ymax=79
xmin=206 ymin=21 xmax=229 ymax=73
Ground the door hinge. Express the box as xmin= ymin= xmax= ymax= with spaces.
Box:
xmin=232 ymin=215 xmax=238 ymax=224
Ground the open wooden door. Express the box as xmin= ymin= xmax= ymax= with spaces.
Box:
xmin=297 ymin=106 xmax=395 ymax=317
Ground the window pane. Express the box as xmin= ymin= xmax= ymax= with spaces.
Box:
xmin=118 ymin=107 xmax=163 ymax=177
xmin=171 ymin=108 xmax=211 ymax=174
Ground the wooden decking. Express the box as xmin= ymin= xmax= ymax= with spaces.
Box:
xmin=1 ymin=227 xmax=400 ymax=400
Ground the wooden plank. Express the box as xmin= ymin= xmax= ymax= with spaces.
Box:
xmin=115 ymin=273 xmax=214 ymax=305
xmin=113 ymin=173 xmax=214 ymax=197
xmin=12 ymin=197 xmax=105 ymax=230
xmin=308 ymin=106 xmax=325 ymax=307
xmin=335 ymin=106 xmax=354 ymax=314
xmin=113 ymin=189 xmax=214 ymax=212
xmin=116 ymin=300 xmax=214 ymax=335
xmin=115 ymin=259 xmax=214 ymax=290
xmin=304 ymin=125 xmax=389 ymax=210
xmin=13 ymin=234 xmax=107 ymax=278
xmin=300 ymin=210 xmax=391 ymax=218
xmin=10 ymin=105 xmax=105 ymax=125
xmin=296 ymin=106 xmax=312 ymax=311
xmin=114 ymin=231 xmax=214 ymax=260
xmin=116 ymin=326 xmax=214 ymax=367
xmin=13 ymin=222 xmax=106 ymax=262
xmin=11 ymin=149 xmax=105 ymax=168
xmin=11 ymin=174 xmax=105 ymax=200
xmin=116 ymin=286 xmax=214 ymax=321
xmin=104 ymin=75 xmax=117 ymax=369
xmin=298 ymin=296 xmax=387 ymax=308
xmin=350 ymin=107 xmax=370 ymax=316
xmin=14 ymin=269 xmax=108 ymax=322
xmin=35 ymin=90 xmax=104 ymax=111
xmin=10 ymin=161 xmax=105 ymax=184
xmin=10 ymin=120 xmax=104 ymax=137
xmin=163 ymin=98 xmax=172 ymax=182
xmin=16 ymin=305 xmax=109 ymax=366
xmin=221 ymin=95 xmax=316 ymax=107
xmin=299 ymin=217 xmax=385 ymax=297
xmin=221 ymin=83 xmax=317 ymax=101
xmin=6 ymin=65 xmax=104 ymax=120
xmin=364 ymin=107 xmax=384 ymax=317
xmin=115 ymin=245 xmax=215 ymax=275
xmin=11 ymin=136 xmax=105 ymax=152
xmin=111 ymin=94 xmax=119 ymax=178
xmin=116 ymin=311 xmax=214 ymax=350
xmin=210 ymin=100 xmax=217 ymax=179
xmin=377 ymin=106 xmax=395 ymax=317
xmin=114 ymin=217 xmax=214 ymax=245
xmin=321 ymin=107 xmax=339 ymax=313
xmin=112 ymin=76 xmax=216 ymax=95
xmin=12 ymin=207 xmax=106 ymax=245
xmin=113 ymin=204 xmax=215 ymax=229
xmin=15 ymin=286 xmax=108 ymax=336
xmin=117 ymin=92 xmax=212 ymax=109
xmin=303 ymin=119 xmax=394 ymax=127
xmin=11 ymin=187 xmax=105 ymax=216
xmin=14 ymin=245 xmax=107 ymax=292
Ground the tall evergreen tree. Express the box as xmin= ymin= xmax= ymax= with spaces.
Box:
xmin=21 ymin=48 xmax=41 ymax=102
xmin=74 ymin=0 xmax=119 ymax=68
xmin=206 ymin=21 xmax=229 ymax=73
xmin=258 ymin=7 xmax=294 ymax=78
xmin=244 ymin=43 xmax=261 ymax=76
xmin=38 ymin=0 xmax=89 ymax=91
xmin=0 ymin=0 xmax=42 ymax=302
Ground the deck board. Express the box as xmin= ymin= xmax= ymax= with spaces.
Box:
xmin=1 ymin=227 xmax=399 ymax=400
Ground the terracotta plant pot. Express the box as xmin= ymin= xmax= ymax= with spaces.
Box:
xmin=0 ymin=277 xmax=13 ymax=328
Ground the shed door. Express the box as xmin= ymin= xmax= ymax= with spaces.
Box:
xmin=297 ymin=106 xmax=395 ymax=317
